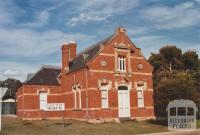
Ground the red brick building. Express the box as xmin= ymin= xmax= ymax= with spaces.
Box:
xmin=17 ymin=27 xmax=155 ymax=121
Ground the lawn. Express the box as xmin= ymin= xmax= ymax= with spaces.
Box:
xmin=3 ymin=117 xmax=197 ymax=135
xmin=0 ymin=117 xmax=170 ymax=135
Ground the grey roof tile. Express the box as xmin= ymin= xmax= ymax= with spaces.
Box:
xmin=69 ymin=34 xmax=115 ymax=72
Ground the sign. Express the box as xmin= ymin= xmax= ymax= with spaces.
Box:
xmin=44 ymin=103 xmax=66 ymax=127
xmin=166 ymin=99 xmax=198 ymax=130
xmin=45 ymin=103 xmax=65 ymax=111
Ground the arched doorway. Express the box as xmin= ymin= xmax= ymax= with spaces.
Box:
xmin=118 ymin=85 xmax=130 ymax=118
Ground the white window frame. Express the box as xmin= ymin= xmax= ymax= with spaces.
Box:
xmin=137 ymin=87 xmax=144 ymax=108
xmin=77 ymin=88 xmax=81 ymax=109
xmin=100 ymin=85 xmax=109 ymax=109
xmin=73 ymin=86 xmax=82 ymax=109
xmin=73 ymin=89 xmax=77 ymax=109
xmin=39 ymin=92 xmax=47 ymax=110
xmin=118 ymin=56 xmax=126 ymax=72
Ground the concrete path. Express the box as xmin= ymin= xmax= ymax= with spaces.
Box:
xmin=139 ymin=129 xmax=200 ymax=135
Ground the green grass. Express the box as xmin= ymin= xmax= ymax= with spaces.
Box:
xmin=0 ymin=118 xmax=169 ymax=135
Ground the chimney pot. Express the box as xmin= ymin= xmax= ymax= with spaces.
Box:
xmin=68 ymin=41 xmax=77 ymax=61
xmin=69 ymin=40 xmax=76 ymax=44
xmin=63 ymin=41 xmax=68 ymax=45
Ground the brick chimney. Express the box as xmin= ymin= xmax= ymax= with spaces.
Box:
xmin=61 ymin=42 xmax=70 ymax=73
xmin=68 ymin=40 xmax=77 ymax=61
xmin=61 ymin=41 xmax=77 ymax=73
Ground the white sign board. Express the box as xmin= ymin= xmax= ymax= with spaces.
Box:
xmin=45 ymin=103 xmax=65 ymax=111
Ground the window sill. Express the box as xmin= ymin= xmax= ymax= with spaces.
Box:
xmin=116 ymin=70 xmax=127 ymax=73
xmin=73 ymin=109 xmax=82 ymax=111
xmin=114 ymin=71 xmax=132 ymax=76
xmin=101 ymin=108 xmax=111 ymax=110
xmin=138 ymin=107 xmax=146 ymax=109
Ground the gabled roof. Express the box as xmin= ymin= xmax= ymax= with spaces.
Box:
xmin=25 ymin=65 xmax=61 ymax=86
xmin=69 ymin=34 xmax=115 ymax=72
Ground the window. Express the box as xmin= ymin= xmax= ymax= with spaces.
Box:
xmin=73 ymin=87 xmax=81 ymax=109
xmin=187 ymin=107 xmax=194 ymax=116
xmin=137 ymin=89 xmax=144 ymax=108
xmin=100 ymin=85 xmax=108 ymax=108
xmin=178 ymin=107 xmax=186 ymax=116
xmin=118 ymin=56 xmax=126 ymax=71
xmin=39 ymin=92 xmax=47 ymax=110
xmin=170 ymin=107 xmax=176 ymax=116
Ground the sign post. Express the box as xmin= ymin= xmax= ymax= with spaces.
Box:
xmin=44 ymin=103 xmax=65 ymax=127
xmin=0 ymin=87 xmax=8 ymax=131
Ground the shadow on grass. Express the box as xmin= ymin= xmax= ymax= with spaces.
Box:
xmin=23 ymin=122 xmax=33 ymax=125
xmin=47 ymin=122 xmax=72 ymax=127
xmin=146 ymin=118 xmax=168 ymax=127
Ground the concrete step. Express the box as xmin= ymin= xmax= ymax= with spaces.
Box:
xmin=119 ymin=117 xmax=131 ymax=121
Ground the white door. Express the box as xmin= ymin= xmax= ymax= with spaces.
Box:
xmin=118 ymin=86 xmax=130 ymax=118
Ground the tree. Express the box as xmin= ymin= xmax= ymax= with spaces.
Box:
xmin=154 ymin=73 xmax=200 ymax=117
xmin=182 ymin=50 xmax=199 ymax=70
xmin=149 ymin=46 xmax=183 ymax=87
xmin=192 ymin=68 xmax=200 ymax=92
xmin=159 ymin=45 xmax=182 ymax=66
xmin=0 ymin=78 xmax=22 ymax=100
xmin=149 ymin=53 xmax=165 ymax=72
xmin=149 ymin=45 xmax=200 ymax=118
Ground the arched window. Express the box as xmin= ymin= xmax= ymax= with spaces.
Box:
xmin=118 ymin=86 xmax=128 ymax=90
xmin=118 ymin=56 xmax=126 ymax=71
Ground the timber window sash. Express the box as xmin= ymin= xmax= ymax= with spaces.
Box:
xmin=137 ymin=90 xmax=144 ymax=108
xmin=100 ymin=85 xmax=109 ymax=108
xmin=39 ymin=92 xmax=47 ymax=110
xmin=73 ymin=85 xmax=82 ymax=109
xmin=118 ymin=56 xmax=126 ymax=72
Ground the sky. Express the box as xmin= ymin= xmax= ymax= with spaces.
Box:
xmin=0 ymin=0 xmax=200 ymax=81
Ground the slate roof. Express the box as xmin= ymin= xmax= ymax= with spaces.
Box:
xmin=69 ymin=34 xmax=115 ymax=72
xmin=25 ymin=66 xmax=61 ymax=86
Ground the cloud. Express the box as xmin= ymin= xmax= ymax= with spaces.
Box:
xmin=133 ymin=35 xmax=166 ymax=58
xmin=3 ymin=69 xmax=19 ymax=76
xmin=21 ymin=11 xmax=50 ymax=28
xmin=0 ymin=28 xmax=96 ymax=81
xmin=0 ymin=0 xmax=20 ymax=25
xmin=0 ymin=28 xmax=96 ymax=57
xmin=140 ymin=1 xmax=200 ymax=29
xmin=195 ymin=0 xmax=200 ymax=3
xmin=0 ymin=61 xmax=38 ymax=81
xmin=67 ymin=0 xmax=139 ymax=26
xmin=67 ymin=13 xmax=110 ymax=26
xmin=127 ymin=27 xmax=148 ymax=36
xmin=133 ymin=35 xmax=200 ymax=58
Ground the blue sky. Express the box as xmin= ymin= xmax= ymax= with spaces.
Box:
xmin=0 ymin=0 xmax=200 ymax=81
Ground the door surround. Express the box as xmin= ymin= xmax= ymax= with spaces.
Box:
xmin=118 ymin=84 xmax=131 ymax=118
